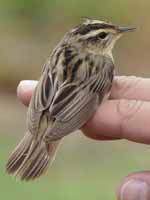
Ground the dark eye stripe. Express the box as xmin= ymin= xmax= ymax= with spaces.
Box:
xmin=73 ymin=23 xmax=114 ymax=35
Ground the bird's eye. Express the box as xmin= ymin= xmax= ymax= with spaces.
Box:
xmin=98 ymin=32 xmax=108 ymax=39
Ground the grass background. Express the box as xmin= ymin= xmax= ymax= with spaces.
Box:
xmin=1 ymin=0 xmax=150 ymax=199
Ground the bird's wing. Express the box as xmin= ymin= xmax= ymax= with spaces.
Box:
xmin=27 ymin=66 xmax=58 ymax=135
xmin=44 ymin=56 xmax=114 ymax=141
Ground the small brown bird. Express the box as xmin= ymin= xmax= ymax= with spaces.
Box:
xmin=6 ymin=19 xmax=135 ymax=181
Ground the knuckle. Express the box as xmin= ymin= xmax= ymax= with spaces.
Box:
xmin=113 ymin=76 xmax=143 ymax=98
xmin=117 ymin=99 xmax=143 ymax=120
xmin=116 ymin=99 xmax=144 ymax=135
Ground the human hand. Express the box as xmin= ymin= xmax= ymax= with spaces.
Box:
xmin=17 ymin=76 xmax=150 ymax=200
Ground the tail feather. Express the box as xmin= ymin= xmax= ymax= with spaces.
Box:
xmin=26 ymin=150 xmax=47 ymax=180
xmin=24 ymin=152 xmax=49 ymax=180
xmin=23 ymin=149 xmax=45 ymax=179
xmin=6 ymin=132 xmax=60 ymax=181
xmin=18 ymin=142 xmax=49 ymax=181
xmin=6 ymin=133 xmax=32 ymax=174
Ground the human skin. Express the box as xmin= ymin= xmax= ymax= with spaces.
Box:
xmin=17 ymin=76 xmax=150 ymax=200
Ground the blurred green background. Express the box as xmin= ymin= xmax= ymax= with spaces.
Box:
xmin=1 ymin=0 xmax=150 ymax=199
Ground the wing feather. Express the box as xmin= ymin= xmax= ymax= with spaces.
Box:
xmin=27 ymin=68 xmax=57 ymax=135
xmin=44 ymin=65 xmax=113 ymax=141
xmin=27 ymin=54 xmax=114 ymax=142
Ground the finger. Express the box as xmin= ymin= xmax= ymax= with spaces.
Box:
xmin=83 ymin=76 xmax=150 ymax=140
xmin=82 ymin=99 xmax=150 ymax=144
xmin=111 ymin=76 xmax=150 ymax=101
xmin=17 ymin=80 xmax=38 ymax=106
xmin=117 ymin=171 xmax=150 ymax=200
xmin=17 ymin=79 xmax=150 ymax=144
xmin=17 ymin=80 xmax=118 ymax=140
xmin=17 ymin=76 xmax=150 ymax=106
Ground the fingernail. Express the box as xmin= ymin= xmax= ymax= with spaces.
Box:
xmin=17 ymin=80 xmax=37 ymax=94
xmin=119 ymin=179 xmax=148 ymax=200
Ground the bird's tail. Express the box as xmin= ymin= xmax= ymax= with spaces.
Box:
xmin=6 ymin=132 xmax=60 ymax=181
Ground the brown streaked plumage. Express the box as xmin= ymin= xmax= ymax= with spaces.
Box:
xmin=6 ymin=19 xmax=135 ymax=181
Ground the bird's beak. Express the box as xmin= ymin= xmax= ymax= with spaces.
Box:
xmin=117 ymin=26 xmax=136 ymax=33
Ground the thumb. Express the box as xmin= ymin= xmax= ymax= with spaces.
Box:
xmin=17 ymin=80 xmax=38 ymax=106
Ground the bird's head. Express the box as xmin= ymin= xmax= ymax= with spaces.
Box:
xmin=65 ymin=19 xmax=135 ymax=56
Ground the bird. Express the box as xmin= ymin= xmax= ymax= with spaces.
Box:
xmin=6 ymin=19 xmax=135 ymax=181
